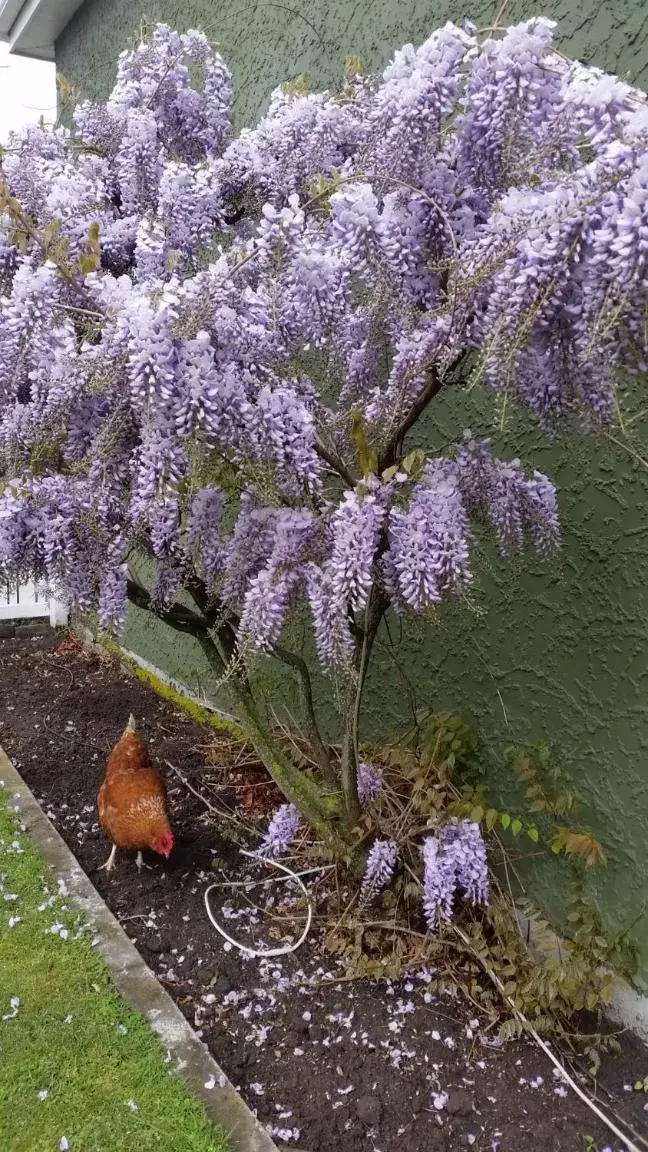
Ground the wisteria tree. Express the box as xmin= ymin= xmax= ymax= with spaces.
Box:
xmin=1 ymin=18 xmax=647 ymax=854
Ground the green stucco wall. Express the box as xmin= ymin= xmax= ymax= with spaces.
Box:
xmin=57 ymin=1 xmax=648 ymax=126
xmin=56 ymin=1 xmax=648 ymax=987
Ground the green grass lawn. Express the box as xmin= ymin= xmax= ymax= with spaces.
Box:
xmin=0 ymin=787 xmax=227 ymax=1152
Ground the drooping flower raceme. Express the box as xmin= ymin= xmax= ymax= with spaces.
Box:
xmin=420 ymin=820 xmax=490 ymax=931
xmin=361 ymin=838 xmax=399 ymax=901
xmin=0 ymin=16 xmax=643 ymax=678
xmin=357 ymin=762 xmax=385 ymax=804
xmin=383 ymin=462 xmax=472 ymax=613
xmin=441 ymin=820 xmax=489 ymax=906
xmin=258 ymin=803 xmax=301 ymax=857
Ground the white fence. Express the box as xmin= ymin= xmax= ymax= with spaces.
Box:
xmin=0 ymin=581 xmax=68 ymax=627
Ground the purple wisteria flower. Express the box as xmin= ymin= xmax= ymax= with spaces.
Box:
xmin=441 ymin=820 xmax=490 ymax=906
xmin=457 ymin=439 xmax=560 ymax=555
xmin=384 ymin=462 xmax=471 ymax=612
xmin=258 ymin=804 xmax=301 ymax=858
xmin=420 ymin=820 xmax=489 ymax=932
xmin=329 ymin=488 xmax=386 ymax=614
xmin=360 ymin=838 xmax=398 ymax=902
xmin=421 ymin=836 xmax=457 ymax=930
xmin=0 ymin=15 xmax=637 ymax=659
xmin=357 ymin=762 xmax=385 ymax=804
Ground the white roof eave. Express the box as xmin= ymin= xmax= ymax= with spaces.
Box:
xmin=0 ymin=0 xmax=85 ymax=61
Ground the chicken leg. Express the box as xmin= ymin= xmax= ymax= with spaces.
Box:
xmin=135 ymin=850 xmax=153 ymax=871
xmin=99 ymin=844 xmax=117 ymax=872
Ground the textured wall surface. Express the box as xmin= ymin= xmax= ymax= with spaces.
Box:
xmin=58 ymin=0 xmax=648 ymax=124
xmin=56 ymin=1 xmax=648 ymax=985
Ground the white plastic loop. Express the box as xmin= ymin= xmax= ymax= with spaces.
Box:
xmin=203 ymin=849 xmax=313 ymax=958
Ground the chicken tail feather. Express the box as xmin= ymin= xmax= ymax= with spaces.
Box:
xmin=126 ymin=713 xmax=137 ymax=733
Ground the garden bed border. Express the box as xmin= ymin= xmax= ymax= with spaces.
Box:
xmin=0 ymin=743 xmax=278 ymax=1152
xmin=76 ymin=624 xmax=648 ymax=1046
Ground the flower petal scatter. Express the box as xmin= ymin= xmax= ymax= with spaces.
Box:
xmin=0 ymin=14 xmax=644 ymax=674
xmin=258 ymin=804 xmax=301 ymax=857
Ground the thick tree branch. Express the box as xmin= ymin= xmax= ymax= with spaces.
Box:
xmin=272 ymin=644 xmax=333 ymax=781
xmin=185 ymin=574 xmax=332 ymax=778
xmin=126 ymin=578 xmax=208 ymax=637
xmin=193 ymin=629 xmax=348 ymax=838
xmin=376 ymin=350 xmax=470 ymax=474
xmin=126 ymin=574 xmax=353 ymax=847
xmin=184 ymin=574 xmax=239 ymax=663
xmin=340 ymin=587 xmax=389 ymax=826
xmin=315 ymin=440 xmax=357 ymax=488
xmin=377 ymin=369 xmax=444 ymax=473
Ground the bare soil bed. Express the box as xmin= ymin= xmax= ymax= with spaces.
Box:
xmin=1 ymin=629 xmax=646 ymax=1152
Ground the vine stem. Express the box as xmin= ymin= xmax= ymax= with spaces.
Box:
xmin=125 ymin=575 xmax=354 ymax=851
xmin=340 ymin=587 xmax=388 ymax=826
xmin=449 ymin=922 xmax=643 ymax=1152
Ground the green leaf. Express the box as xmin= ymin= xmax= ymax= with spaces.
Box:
xmin=282 ymin=72 xmax=310 ymax=96
xmin=344 ymin=55 xmax=366 ymax=76
xmin=350 ymin=412 xmax=378 ymax=476
xmin=485 ymin=807 xmax=498 ymax=831
xmin=77 ymin=251 xmax=100 ymax=275
xmin=470 ymin=805 xmax=484 ymax=823
xmin=527 ymin=826 xmax=539 ymax=843
xmin=11 ymin=228 xmax=29 ymax=253
xmin=165 ymin=249 xmax=182 ymax=274
xmin=500 ymin=812 xmax=511 ymax=830
xmin=87 ymin=220 xmax=101 ymax=253
xmin=42 ymin=220 xmax=62 ymax=250
xmin=381 ymin=465 xmax=398 ymax=483
xmin=511 ymin=818 xmax=523 ymax=837
xmin=401 ymin=448 xmax=425 ymax=475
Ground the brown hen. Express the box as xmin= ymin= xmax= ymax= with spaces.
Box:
xmin=97 ymin=714 xmax=174 ymax=872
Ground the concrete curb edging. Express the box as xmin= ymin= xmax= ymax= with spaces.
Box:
xmin=515 ymin=910 xmax=648 ymax=1044
xmin=0 ymin=745 xmax=278 ymax=1152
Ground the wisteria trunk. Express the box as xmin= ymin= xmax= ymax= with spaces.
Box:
xmin=189 ymin=617 xmax=359 ymax=857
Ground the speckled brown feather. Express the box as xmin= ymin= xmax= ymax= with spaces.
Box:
xmin=97 ymin=725 xmax=172 ymax=851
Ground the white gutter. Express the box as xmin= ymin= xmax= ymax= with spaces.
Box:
xmin=0 ymin=0 xmax=85 ymax=61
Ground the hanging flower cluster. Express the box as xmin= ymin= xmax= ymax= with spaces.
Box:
xmin=258 ymin=803 xmax=301 ymax=857
xmin=0 ymin=17 xmax=646 ymax=659
xmin=422 ymin=821 xmax=490 ymax=930
xmin=360 ymin=838 xmax=399 ymax=901
xmin=358 ymin=819 xmax=489 ymax=925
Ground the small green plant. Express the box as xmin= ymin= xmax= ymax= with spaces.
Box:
xmin=441 ymin=728 xmax=607 ymax=867
xmin=317 ymin=710 xmax=635 ymax=1050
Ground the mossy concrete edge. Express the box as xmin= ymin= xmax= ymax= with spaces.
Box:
xmin=0 ymin=744 xmax=278 ymax=1152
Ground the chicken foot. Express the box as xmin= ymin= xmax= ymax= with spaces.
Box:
xmin=135 ymin=851 xmax=153 ymax=871
xmin=98 ymin=844 xmax=118 ymax=872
